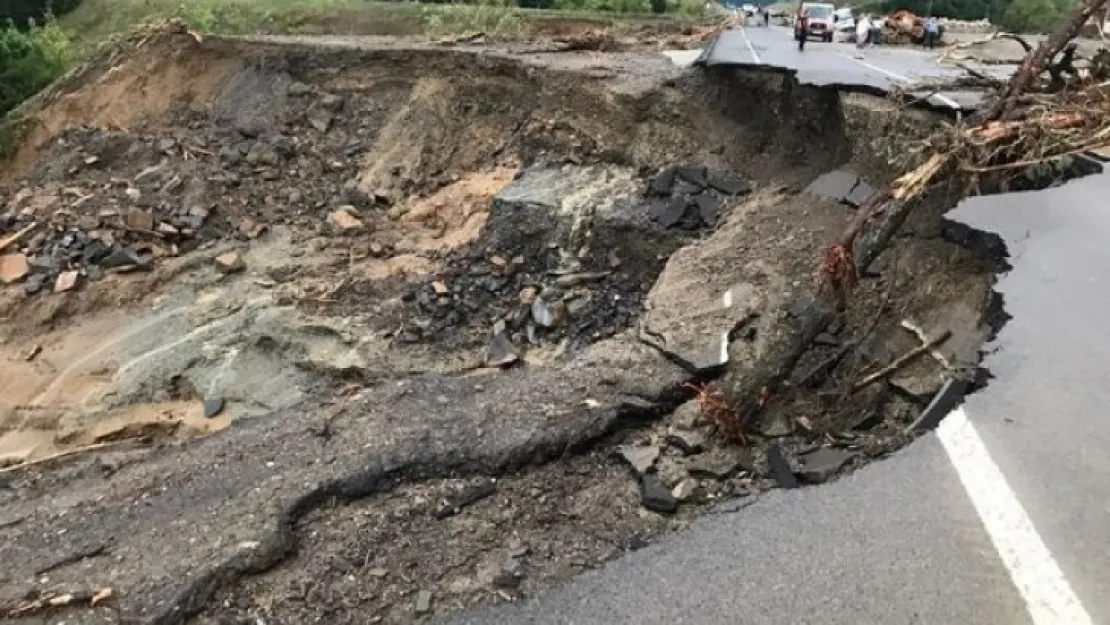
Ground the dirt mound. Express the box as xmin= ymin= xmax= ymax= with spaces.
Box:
xmin=0 ymin=26 xmax=1000 ymax=625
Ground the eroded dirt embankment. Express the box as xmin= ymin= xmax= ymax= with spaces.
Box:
xmin=0 ymin=25 xmax=1001 ymax=625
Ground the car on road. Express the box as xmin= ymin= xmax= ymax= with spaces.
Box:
xmin=741 ymin=3 xmax=757 ymax=16
xmin=796 ymin=2 xmax=836 ymax=42
xmin=833 ymin=7 xmax=855 ymax=40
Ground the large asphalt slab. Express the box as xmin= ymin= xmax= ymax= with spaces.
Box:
xmin=701 ymin=25 xmax=1017 ymax=111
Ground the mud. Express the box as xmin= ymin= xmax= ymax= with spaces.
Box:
xmin=0 ymin=24 xmax=998 ymax=625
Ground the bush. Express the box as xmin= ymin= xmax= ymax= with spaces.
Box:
xmin=1 ymin=0 xmax=83 ymax=25
xmin=0 ymin=19 xmax=73 ymax=117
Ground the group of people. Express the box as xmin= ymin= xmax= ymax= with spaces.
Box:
xmin=791 ymin=3 xmax=941 ymax=54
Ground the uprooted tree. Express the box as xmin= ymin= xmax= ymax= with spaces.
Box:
xmin=712 ymin=0 xmax=1110 ymax=440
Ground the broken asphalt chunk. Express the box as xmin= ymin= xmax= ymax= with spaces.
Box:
xmin=649 ymin=196 xmax=688 ymax=228
xmin=675 ymin=164 xmax=708 ymax=189
xmin=616 ymin=444 xmax=659 ymax=475
xmin=843 ymin=179 xmax=875 ymax=208
xmin=694 ymin=193 xmax=720 ymax=227
xmin=639 ymin=474 xmax=677 ymax=514
xmin=707 ymin=171 xmax=752 ymax=196
xmin=766 ymin=445 xmax=799 ymax=489
xmin=796 ymin=447 xmax=856 ymax=484
xmin=99 ymin=247 xmax=150 ymax=271
xmin=648 ymin=166 xmax=676 ymax=196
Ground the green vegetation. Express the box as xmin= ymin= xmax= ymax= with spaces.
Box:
xmin=0 ymin=19 xmax=73 ymax=117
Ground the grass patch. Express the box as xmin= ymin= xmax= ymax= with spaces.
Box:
xmin=59 ymin=0 xmax=711 ymax=53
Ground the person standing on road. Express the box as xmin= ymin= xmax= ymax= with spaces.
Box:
xmin=854 ymin=13 xmax=873 ymax=58
xmin=923 ymin=16 xmax=940 ymax=49
xmin=795 ymin=4 xmax=810 ymax=51
xmin=762 ymin=5 xmax=771 ymax=26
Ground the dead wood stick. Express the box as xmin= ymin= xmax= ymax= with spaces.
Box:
xmin=852 ymin=330 xmax=952 ymax=392
xmin=0 ymin=222 xmax=37 ymax=252
xmin=0 ymin=441 xmax=123 ymax=474
xmin=900 ymin=319 xmax=952 ymax=369
xmin=984 ymin=0 xmax=1110 ymax=122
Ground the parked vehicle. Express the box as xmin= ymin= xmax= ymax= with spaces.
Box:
xmin=741 ymin=3 xmax=757 ymax=16
xmin=795 ymin=2 xmax=836 ymax=42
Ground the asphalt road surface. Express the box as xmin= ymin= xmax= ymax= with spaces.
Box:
xmin=700 ymin=25 xmax=1017 ymax=111
xmin=445 ymin=38 xmax=1110 ymax=625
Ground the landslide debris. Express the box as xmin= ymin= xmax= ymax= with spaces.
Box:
xmin=0 ymin=23 xmax=1000 ymax=625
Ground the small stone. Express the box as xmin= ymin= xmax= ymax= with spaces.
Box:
xmin=53 ymin=271 xmax=79 ymax=293
xmin=671 ymin=478 xmax=699 ymax=502
xmin=687 ymin=448 xmax=754 ymax=480
xmin=125 ymin=187 xmax=141 ymax=202
xmin=648 ymin=166 xmax=676 ymax=196
xmin=329 ymin=206 xmax=364 ymax=232
xmin=238 ymin=218 xmax=266 ymax=239
xmin=214 ymin=251 xmax=245 ymax=273
xmin=307 ymin=109 xmax=333 ymax=133
xmin=415 ymin=590 xmax=432 ymax=614
xmin=813 ymin=332 xmax=839 ymax=346
xmin=639 ymin=474 xmax=677 ymax=514
xmin=672 ymin=400 xmax=703 ymax=429
xmin=666 ymin=429 xmax=706 ymax=455
xmin=203 ymin=396 xmax=225 ymax=418
xmin=100 ymin=247 xmax=148 ymax=270
xmin=287 ymin=81 xmax=313 ymax=96
xmin=23 ymin=274 xmax=46 ymax=294
xmin=486 ymin=332 xmax=519 ymax=368
xmin=367 ymin=567 xmax=388 ymax=578
xmin=124 ymin=208 xmax=154 ymax=231
xmin=531 ymin=297 xmax=565 ymax=328
xmin=0 ymin=253 xmax=30 ymax=283
xmin=796 ymin=447 xmax=855 ymax=484
xmin=758 ymin=414 xmax=794 ymax=437
xmin=519 ymin=286 xmax=538 ymax=306
xmin=616 ymin=445 xmax=659 ymax=475
xmin=432 ymin=280 xmax=449 ymax=295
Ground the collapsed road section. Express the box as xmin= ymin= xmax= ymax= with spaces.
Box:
xmin=0 ymin=22 xmax=1001 ymax=624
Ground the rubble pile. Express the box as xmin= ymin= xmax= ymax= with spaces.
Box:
xmin=392 ymin=164 xmax=753 ymax=362
xmin=0 ymin=83 xmax=374 ymax=296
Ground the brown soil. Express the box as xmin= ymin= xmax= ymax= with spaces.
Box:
xmin=0 ymin=23 xmax=999 ymax=625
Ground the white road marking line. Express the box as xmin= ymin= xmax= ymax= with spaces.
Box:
xmin=842 ymin=54 xmax=962 ymax=110
xmin=937 ymin=408 xmax=1093 ymax=625
xmin=739 ymin=27 xmax=762 ymax=65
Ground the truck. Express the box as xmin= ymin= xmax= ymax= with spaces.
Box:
xmin=796 ymin=2 xmax=837 ymax=42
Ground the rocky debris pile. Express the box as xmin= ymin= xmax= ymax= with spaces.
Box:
xmin=615 ymin=400 xmax=863 ymax=514
xmin=396 ymin=165 xmax=695 ymax=361
xmin=646 ymin=164 xmax=752 ymax=229
xmin=0 ymin=79 xmax=383 ymax=298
